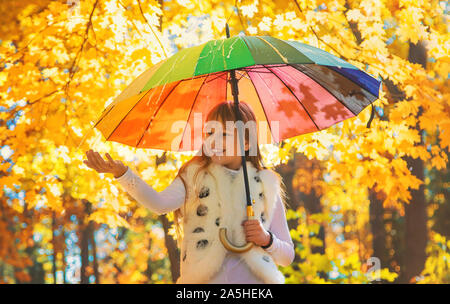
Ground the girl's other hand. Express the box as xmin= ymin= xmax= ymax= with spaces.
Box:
xmin=83 ymin=149 xmax=128 ymax=178
xmin=242 ymin=219 xmax=271 ymax=247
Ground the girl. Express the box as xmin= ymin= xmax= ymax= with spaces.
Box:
xmin=83 ymin=101 xmax=295 ymax=284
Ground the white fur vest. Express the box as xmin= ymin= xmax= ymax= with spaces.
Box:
xmin=175 ymin=160 xmax=285 ymax=284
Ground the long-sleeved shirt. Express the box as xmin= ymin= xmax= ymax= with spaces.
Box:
xmin=114 ymin=165 xmax=295 ymax=283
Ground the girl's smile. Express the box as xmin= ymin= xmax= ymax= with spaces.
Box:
xmin=202 ymin=120 xmax=250 ymax=170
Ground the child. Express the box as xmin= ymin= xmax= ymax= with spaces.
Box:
xmin=83 ymin=101 xmax=295 ymax=284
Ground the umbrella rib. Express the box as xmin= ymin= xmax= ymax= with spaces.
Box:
xmin=242 ymin=64 xmax=287 ymax=70
xmin=263 ymin=64 xmax=321 ymax=132
xmin=205 ymin=71 xmax=228 ymax=84
xmin=105 ymin=89 xmax=153 ymax=141
xmin=135 ymin=80 xmax=183 ymax=148
xmin=93 ymin=101 xmax=117 ymax=129
xmin=178 ymin=75 xmax=209 ymax=151
xmin=244 ymin=69 xmax=276 ymax=144
xmin=291 ymin=64 xmax=359 ymax=116
xmin=144 ymin=70 xmax=223 ymax=90
xmin=236 ymin=70 xmax=250 ymax=81
xmin=203 ymin=70 xmax=248 ymax=84
xmin=188 ymin=67 xmax=282 ymax=87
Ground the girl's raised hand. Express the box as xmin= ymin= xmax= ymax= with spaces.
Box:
xmin=83 ymin=149 xmax=128 ymax=178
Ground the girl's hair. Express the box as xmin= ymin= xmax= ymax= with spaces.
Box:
xmin=171 ymin=101 xmax=287 ymax=246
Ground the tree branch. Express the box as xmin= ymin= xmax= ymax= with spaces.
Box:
xmin=137 ymin=0 xmax=168 ymax=59
xmin=236 ymin=0 xmax=249 ymax=36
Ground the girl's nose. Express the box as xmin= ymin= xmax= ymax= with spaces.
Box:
xmin=205 ymin=136 xmax=214 ymax=149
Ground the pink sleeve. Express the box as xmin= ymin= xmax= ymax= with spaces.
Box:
xmin=263 ymin=194 xmax=295 ymax=267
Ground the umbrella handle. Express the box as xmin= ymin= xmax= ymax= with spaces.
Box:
xmin=219 ymin=203 xmax=255 ymax=253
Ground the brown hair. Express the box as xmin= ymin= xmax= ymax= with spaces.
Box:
xmin=171 ymin=101 xmax=287 ymax=247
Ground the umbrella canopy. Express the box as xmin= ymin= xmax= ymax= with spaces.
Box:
xmin=94 ymin=35 xmax=381 ymax=151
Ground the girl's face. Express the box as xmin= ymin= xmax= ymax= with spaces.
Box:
xmin=203 ymin=119 xmax=249 ymax=170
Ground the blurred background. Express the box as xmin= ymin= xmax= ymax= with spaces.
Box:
xmin=0 ymin=0 xmax=448 ymax=284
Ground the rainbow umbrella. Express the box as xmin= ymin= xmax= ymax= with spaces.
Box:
xmin=93 ymin=24 xmax=381 ymax=253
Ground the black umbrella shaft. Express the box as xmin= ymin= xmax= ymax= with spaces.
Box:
xmin=226 ymin=23 xmax=252 ymax=209
xmin=229 ymin=69 xmax=252 ymax=208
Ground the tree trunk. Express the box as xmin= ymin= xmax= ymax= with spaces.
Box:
xmin=402 ymin=123 xmax=427 ymax=282
xmin=303 ymin=187 xmax=326 ymax=255
xmin=155 ymin=152 xmax=180 ymax=282
xmin=89 ymin=222 xmax=100 ymax=284
xmin=158 ymin=0 xmax=163 ymax=32
xmin=79 ymin=200 xmax=92 ymax=284
xmin=51 ymin=211 xmax=58 ymax=284
xmin=0 ymin=261 xmax=4 ymax=283
xmin=158 ymin=214 xmax=180 ymax=282
xmin=296 ymin=154 xmax=326 ymax=255
xmin=145 ymin=238 xmax=153 ymax=282
xmin=368 ymin=188 xmax=388 ymax=270
xmin=80 ymin=224 xmax=90 ymax=284
xmin=62 ymin=229 xmax=67 ymax=284
xmin=400 ymin=41 xmax=428 ymax=283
